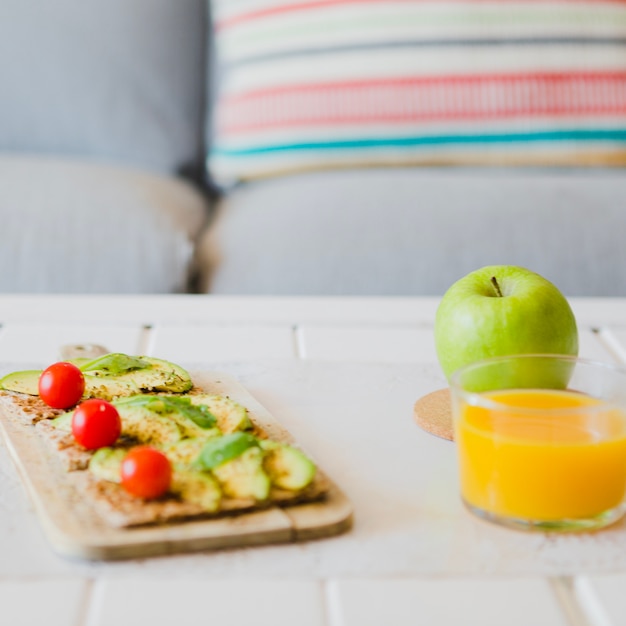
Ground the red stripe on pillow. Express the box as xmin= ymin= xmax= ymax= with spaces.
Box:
xmin=218 ymin=72 xmax=626 ymax=134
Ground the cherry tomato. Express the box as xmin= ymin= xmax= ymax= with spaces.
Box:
xmin=38 ymin=362 xmax=85 ymax=409
xmin=120 ymin=446 xmax=172 ymax=500
xmin=71 ymin=399 xmax=121 ymax=450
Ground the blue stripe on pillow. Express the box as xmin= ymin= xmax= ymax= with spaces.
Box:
xmin=213 ymin=128 xmax=626 ymax=157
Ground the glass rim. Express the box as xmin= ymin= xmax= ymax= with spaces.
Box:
xmin=448 ymin=353 xmax=626 ymax=415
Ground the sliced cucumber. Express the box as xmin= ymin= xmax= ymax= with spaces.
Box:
xmin=212 ymin=447 xmax=271 ymax=501
xmin=114 ymin=395 xmax=217 ymax=430
xmin=89 ymin=447 xmax=126 ymax=483
xmin=261 ymin=441 xmax=316 ymax=491
xmin=171 ymin=469 xmax=222 ymax=512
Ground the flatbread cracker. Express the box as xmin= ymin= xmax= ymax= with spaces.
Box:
xmin=0 ymin=385 xmax=329 ymax=529
xmin=0 ymin=391 xmax=62 ymax=425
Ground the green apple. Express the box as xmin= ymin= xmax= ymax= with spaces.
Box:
xmin=434 ymin=265 xmax=578 ymax=390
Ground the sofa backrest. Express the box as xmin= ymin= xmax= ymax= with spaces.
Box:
xmin=0 ymin=0 xmax=207 ymax=179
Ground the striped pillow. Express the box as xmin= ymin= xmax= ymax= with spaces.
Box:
xmin=208 ymin=0 xmax=626 ymax=185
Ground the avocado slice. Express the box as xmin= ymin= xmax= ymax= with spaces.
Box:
xmin=53 ymin=394 xmax=223 ymax=445
xmin=260 ymin=441 xmax=316 ymax=491
xmin=171 ymin=468 xmax=222 ymax=512
xmin=212 ymin=447 xmax=271 ymax=501
xmin=117 ymin=405 xmax=183 ymax=446
xmin=46 ymin=399 xmax=178 ymax=447
xmin=82 ymin=355 xmax=192 ymax=394
xmin=0 ymin=370 xmax=141 ymax=400
xmin=55 ymin=401 xmax=183 ymax=446
xmin=84 ymin=378 xmax=140 ymax=402
xmin=161 ymin=438 xmax=210 ymax=466
xmin=114 ymin=395 xmax=218 ymax=436
xmin=0 ymin=354 xmax=193 ymax=400
xmin=0 ymin=358 xmax=93 ymax=396
xmin=189 ymin=394 xmax=252 ymax=433
xmin=167 ymin=415 xmax=221 ymax=440
xmin=0 ymin=370 xmax=41 ymax=395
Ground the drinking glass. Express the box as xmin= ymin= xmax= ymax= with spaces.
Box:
xmin=449 ymin=355 xmax=626 ymax=531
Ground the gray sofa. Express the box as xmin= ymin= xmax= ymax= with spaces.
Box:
xmin=2 ymin=0 xmax=625 ymax=296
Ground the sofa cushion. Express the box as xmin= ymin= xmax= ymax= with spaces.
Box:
xmin=0 ymin=157 xmax=208 ymax=293
xmin=208 ymin=1 xmax=626 ymax=185
xmin=0 ymin=0 xmax=207 ymax=177
xmin=199 ymin=167 xmax=626 ymax=297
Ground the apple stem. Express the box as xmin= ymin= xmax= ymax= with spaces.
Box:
xmin=491 ymin=276 xmax=504 ymax=298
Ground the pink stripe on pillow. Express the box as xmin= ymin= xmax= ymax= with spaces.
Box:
xmin=216 ymin=0 xmax=626 ymax=31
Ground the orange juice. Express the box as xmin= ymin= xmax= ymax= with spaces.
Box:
xmin=456 ymin=389 xmax=626 ymax=521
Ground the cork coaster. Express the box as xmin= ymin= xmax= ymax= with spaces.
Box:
xmin=413 ymin=388 xmax=454 ymax=441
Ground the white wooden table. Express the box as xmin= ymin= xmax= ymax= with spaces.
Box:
xmin=2 ymin=294 xmax=626 ymax=626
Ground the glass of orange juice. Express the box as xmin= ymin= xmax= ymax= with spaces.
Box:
xmin=449 ymin=354 xmax=626 ymax=531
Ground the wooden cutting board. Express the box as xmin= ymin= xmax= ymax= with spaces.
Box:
xmin=0 ymin=371 xmax=353 ymax=561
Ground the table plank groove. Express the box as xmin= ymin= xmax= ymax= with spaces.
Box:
xmin=86 ymin=579 xmax=327 ymax=626
xmin=297 ymin=325 xmax=437 ymax=363
xmin=148 ymin=323 xmax=298 ymax=361
xmin=0 ymin=323 xmax=143 ymax=364
xmin=330 ymin=578 xmax=571 ymax=626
